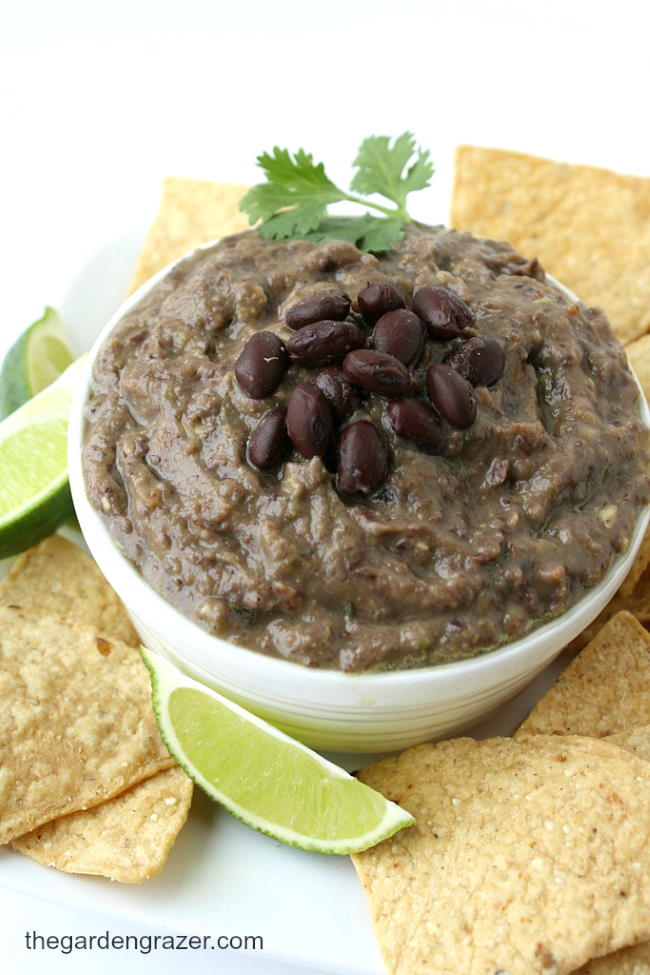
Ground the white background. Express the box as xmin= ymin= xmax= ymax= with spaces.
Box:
xmin=1 ymin=1 xmax=648 ymax=972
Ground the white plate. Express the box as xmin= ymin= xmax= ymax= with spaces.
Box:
xmin=0 ymin=229 xmax=617 ymax=974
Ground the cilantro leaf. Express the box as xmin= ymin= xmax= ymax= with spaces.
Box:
xmin=256 ymin=203 xmax=331 ymax=239
xmin=239 ymin=133 xmax=434 ymax=254
xmin=351 ymin=132 xmax=433 ymax=214
xmin=302 ymin=215 xmax=405 ymax=253
xmin=240 ymin=148 xmax=348 ymax=235
xmin=256 ymin=148 xmax=337 ymax=194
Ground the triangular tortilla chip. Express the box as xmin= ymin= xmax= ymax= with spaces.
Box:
xmin=517 ymin=627 xmax=650 ymax=974
xmin=516 ymin=611 xmax=650 ymax=737
xmin=451 ymin=145 xmax=650 ymax=345
xmin=11 ymin=765 xmax=192 ymax=882
xmin=352 ymin=734 xmax=650 ymax=975
xmin=0 ymin=606 xmax=174 ymax=844
xmin=574 ymin=937 xmax=650 ymax=973
xmin=0 ymin=535 xmax=138 ymax=646
xmin=129 ymin=177 xmax=249 ymax=292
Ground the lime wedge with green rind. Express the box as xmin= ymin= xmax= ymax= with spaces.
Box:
xmin=0 ymin=358 xmax=85 ymax=558
xmin=0 ymin=307 xmax=75 ymax=420
xmin=142 ymin=648 xmax=415 ymax=854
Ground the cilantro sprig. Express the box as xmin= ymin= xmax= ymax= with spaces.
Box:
xmin=239 ymin=132 xmax=433 ymax=254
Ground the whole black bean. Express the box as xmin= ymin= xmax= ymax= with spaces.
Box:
xmin=412 ymin=286 xmax=474 ymax=340
xmin=343 ymin=349 xmax=410 ymax=398
xmin=444 ymin=336 xmax=505 ymax=387
xmin=315 ymin=367 xmax=361 ymax=422
xmin=287 ymin=321 xmax=365 ymax=368
xmin=426 ymin=363 xmax=477 ymax=429
xmin=337 ymin=420 xmax=389 ymax=497
xmin=372 ymin=309 xmax=426 ymax=369
xmin=357 ymin=281 xmax=406 ymax=325
xmin=234 ymin=331 xmax=288 ymax=400
xmin=386 ymin=399 xmax=446 ymax=454
xmin=285 ymin=290 xmax=351 ymax=330
xmin=286 ymin=382 xmax=333 ymax=459
xmin=247 ymin=407 xmax=291 ymax=471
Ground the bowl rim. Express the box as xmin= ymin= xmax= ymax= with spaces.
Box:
xmin=68 ymin=238 xmax=650 ymax=689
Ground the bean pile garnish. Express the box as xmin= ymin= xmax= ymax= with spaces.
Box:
xmin=286 ymin=382 xmax=332 ymax=459
xmin=343 ymin=349 xmax=410 ymax=398
xmin=287 ymin=321 xmax=364 ymax=368
xmin=444 ymin=335 xmax=505 ymax=387
xmin=314 ymin=367 xmax=360 ymax=422
xmin=357 ymin=282 xmax=405 ymax=324
xmin=235 ymin=285 xmax=506 ymax=496
xmin=412 ymin=285 xmax=473 ymax=340
xmin=285 ymin=290 xmax=351 ymax=330
xmin=372 ymin=309 xmax=425 ymax=368
xmin=386 ymin=399 xmax=446 ymax=454
xmin=425 ymin=364 xmax=477 ymax=429
xmin=234 ymin=331 xmax=288 ymax=399
xmin=337 ymin=421 xmax=389 ymax=497
xmin=248 ymin=406 xmax=291 ymax=470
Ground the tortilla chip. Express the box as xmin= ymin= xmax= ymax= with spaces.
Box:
xmin=129 ymin=178 xmax=249 ymax=293
xmin=11 ymin=765 xmax=192 ymax=882
xmin=451 ymin=145 xmax=650 ymax=345
xmin=0 ymin=606 xmax=174 ymax=844
xmin=576 ymin=941 xmax=650 ymax=974
xmin=575 ymin=771 xmax=650 ymax=975
xmin=566 ymin=578 xmax=650 ymax=653
xmin=0 ymin=535 xmax=138 ymax=646
xmin=608 ymin=725 xmax=650 ymax=763
xmin=516 ymin=612 xmax=650 ymax=738
xmin=352 ymin=735 xmax=650 ymax=975
xmin=519 ymin=712 xmax=650 ymax=970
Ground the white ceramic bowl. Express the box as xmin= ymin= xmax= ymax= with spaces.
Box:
xmin=68 ymin=249 xmax=650 ymax=752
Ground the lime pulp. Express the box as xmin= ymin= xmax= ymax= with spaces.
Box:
xmin=0 ymin=307 xmax=74 ymax=420
xmin=0 ymin=358 xmax=84 ymax=558
xmin=142 ymin=648 xmax=414 ymax=854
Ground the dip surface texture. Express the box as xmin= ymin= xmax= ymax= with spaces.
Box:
xmin=83 ymin=228 xmax=649 ymax=671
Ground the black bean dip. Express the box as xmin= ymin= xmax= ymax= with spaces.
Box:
xmin=83 ymin=226 xmax=650 ymax=671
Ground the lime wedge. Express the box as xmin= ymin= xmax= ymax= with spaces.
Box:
xmin=0 ymin=358 xmax=85 ymax=558
xmin=142 ymin=649 xmax=415 ymax=854
xmin=0 ymin=307 xmax=75 ymax=420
